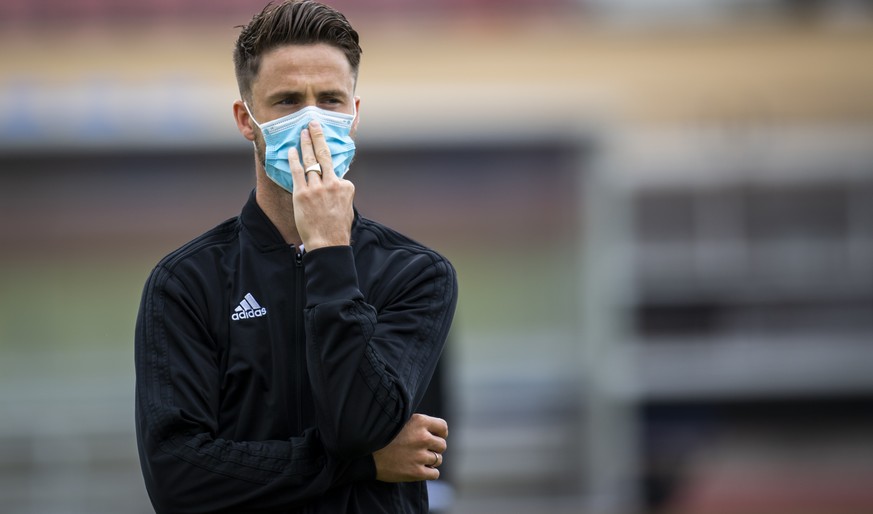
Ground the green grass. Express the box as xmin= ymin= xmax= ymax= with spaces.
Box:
xmin=0 ymin=241 xmax=581 ymax=361
xmin=443 ymin=242 xmax=581 ymax=333
xmin=0 ymin=257 xmax=152 ymax=351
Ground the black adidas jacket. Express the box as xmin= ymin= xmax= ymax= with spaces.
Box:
xmin=134 ymin=192 xmax=458 ymax=513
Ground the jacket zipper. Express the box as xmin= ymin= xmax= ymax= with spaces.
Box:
xmin=295 ymin=250 xmax=304 ymax=435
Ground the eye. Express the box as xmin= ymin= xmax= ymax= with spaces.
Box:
xmin=277 ymin=97 xmax=298 ymax=106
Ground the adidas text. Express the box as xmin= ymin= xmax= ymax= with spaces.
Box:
xmin=232 ymin=308 xmax=267 ymax=320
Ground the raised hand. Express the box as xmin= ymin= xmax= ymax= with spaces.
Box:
xmin=288 ymin=119 xmax=355 ymax=250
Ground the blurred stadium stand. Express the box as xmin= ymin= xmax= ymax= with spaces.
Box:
xmin=1 ymin=1 xmax=873 ymax=513
xmin=0 ymin=0 xmax=574 ymax=24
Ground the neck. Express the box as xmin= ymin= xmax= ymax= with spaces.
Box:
xmin=255 ymin=178 xmax=302 ymax=247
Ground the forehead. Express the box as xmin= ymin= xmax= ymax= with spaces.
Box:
xmin=252 ymin=43 xmax=355 ymax=98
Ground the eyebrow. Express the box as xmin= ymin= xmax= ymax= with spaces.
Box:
xmin=266 ymin=90 xmax=304 ymax=103
xmin=318 ymin=90 xmax=350 ymax=100
xmin=266 ymin=89 xmax=350 ymax=103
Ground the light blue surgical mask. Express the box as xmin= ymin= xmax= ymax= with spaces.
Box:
xmin=245 ymin=102 xmax=356 ymax=193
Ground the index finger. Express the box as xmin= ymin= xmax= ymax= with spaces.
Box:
xmin=307 ymin=120 xmax=336 ymax=181
xmin=424 ymin=415 xmax=448 ymax=439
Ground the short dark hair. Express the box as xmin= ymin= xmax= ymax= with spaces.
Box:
xmin=233 ymin=0 xmax=362 ymax=101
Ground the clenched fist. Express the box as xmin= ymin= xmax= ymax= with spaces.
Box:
xmin=374 ymin=413 xmax=448 ymax=482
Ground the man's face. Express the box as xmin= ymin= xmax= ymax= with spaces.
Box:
xmin=247 ymin=43 xmax=358 ymax=169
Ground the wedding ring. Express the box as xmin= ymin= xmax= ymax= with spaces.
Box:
xmin=430 ymin=451 xmax=440 ymax=467
xmin=305 ymin=163 xmax=322 ymax=176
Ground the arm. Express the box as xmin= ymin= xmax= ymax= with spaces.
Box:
xmin=134 ymin=265 xmax=373 ymax=513
xmin=289 ymin=122 xmax=459 ymax=458
xmin=302 ymin=245 xmax=457 ymax=458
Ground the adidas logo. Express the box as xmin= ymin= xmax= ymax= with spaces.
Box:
xmin=231 ymin=293 xmax=268 ymax=321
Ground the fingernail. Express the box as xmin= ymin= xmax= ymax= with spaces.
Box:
xmin=301 ymin=129 xmax=309 ymax=139
xmin=310 ymin=120 xmax=320 ymax=129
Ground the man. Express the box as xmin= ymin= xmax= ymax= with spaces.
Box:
xmin=134 ymin=1 xmax=458 ymax=512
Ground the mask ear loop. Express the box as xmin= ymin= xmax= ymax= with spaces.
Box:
xmin=243 ymin=101 xmax=265 ymax=153
xmin=243 ymin=101 xmax=263 ymax=130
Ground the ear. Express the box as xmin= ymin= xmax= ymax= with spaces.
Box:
xmin=350 ymin=96 xmax=361 ymax=138
xmin=233 ymin=100 xmax=257 ymax=142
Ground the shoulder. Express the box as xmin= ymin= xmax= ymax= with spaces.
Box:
xmin=155 ymin=217 xmax=240 ymax=274
xmin=352 ymin=214 xmax=457 ymax=303
xmin=137 ymin=217 xmax=244 ymax=335
xmin=353 ymin=214 xmax=453 ymax=272
xmin=351 ymin=214 xmax=458 ymax=327
xmin=140 ymin=217 xmax=240 ymax=316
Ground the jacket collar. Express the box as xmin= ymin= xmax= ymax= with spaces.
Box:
xmin=239 ymin=189 xmax=362 ymax=252
xmin=239 ymin=190 xmax=293 ymax=252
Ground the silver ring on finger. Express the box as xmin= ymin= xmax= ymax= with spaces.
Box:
xmin=430 ymin=451 xmax=440 ymax=468
xmin=305 ymin=163 xmax=322 ymax=176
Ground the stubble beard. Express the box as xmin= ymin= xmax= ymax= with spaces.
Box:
xmin=253 ymin=131 xmax=267 ymax=170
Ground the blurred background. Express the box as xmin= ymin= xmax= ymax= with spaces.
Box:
xmin=2 ymin=0 xmax=873 ymax=513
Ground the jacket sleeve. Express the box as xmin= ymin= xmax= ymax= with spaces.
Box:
xmin=302 ymin=244 xmax=458 ymax=458
xmin=134 ymin=265 xmax=373 ymax=514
